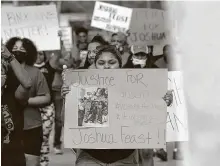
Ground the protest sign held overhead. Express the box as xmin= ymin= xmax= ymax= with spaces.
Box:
xmin=166 ymin=71 xmax=188 ymax=142
xmin=1 ymin=5 xmax=60 ymax=51
xmin=63 ymin=69 xmax=168 ymax=149
xmin=128 ymin=8 xmax=170 ymax=46
xmin=91 ymin=1 xmax=133 ymax=33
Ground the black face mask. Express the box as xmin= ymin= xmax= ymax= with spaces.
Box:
xmin=12 ymin=51 xmax=26 ymax=63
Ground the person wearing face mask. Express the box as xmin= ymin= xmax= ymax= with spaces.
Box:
xmin=80 ymin=35 xmax=107 ymax=69
xmin=1 ymin=44 xmax=32 ymax=166
xmin=110 ymin=32 xmax=130 ymax=67
xmin=61 ymin=45 xmax=173 ymax=166
xmin=5 ymin=37 xmax=51 ymax=166
xmin=124 ymin=45 xmax=158 ymax=69
xmin=34 ymin=51 xmax=55 ymax=166
xmin=124 ymin=45 xmax=171 ymax=166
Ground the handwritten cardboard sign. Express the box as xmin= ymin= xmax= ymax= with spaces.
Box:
xmin=60 ymin=27 xmax=73 ymax=51
xmin=91 ymin=1 xmax=132 ymax=33
xmin=166 ymin=71 xmax=188 ymax=142
xmin=128 ymin=8 xmax=170 ymax=46
xmin=1 ymin=5 xmax=60 ymax=51
xmin=64 ymin=69 xmax=167 ymax=149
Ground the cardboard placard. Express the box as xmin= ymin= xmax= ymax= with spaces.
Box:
xmin=91 ymin=1 xmax=133 ymax=33
xmin=1 ymin=5 xmax=60 ymax=51
xmin=166 ymin=71 xmax=188 ymax=142
xmin=128 ymin=8 xmax=170 ymax=46
xmin=64 ymin=69 xmax=167 ymax=149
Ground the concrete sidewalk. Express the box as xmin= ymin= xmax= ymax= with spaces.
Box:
xmin=49 ymin=149 xmax=75 ymax=166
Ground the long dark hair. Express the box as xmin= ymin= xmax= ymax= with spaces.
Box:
xmin=83 ymin=35 xmax=108 ymax=69
xmin=6 ymin=37 xmax=38 ymax=66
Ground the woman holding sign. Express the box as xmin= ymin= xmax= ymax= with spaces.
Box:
xmin=62 ymin=45 xmax=173 ymax=166
xmin=5 ymin=37 xmax=51 ymax=166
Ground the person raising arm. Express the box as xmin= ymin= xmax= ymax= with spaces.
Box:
xmin=1 ymin=44 xmax=32 ymax=102
xmin=1 ymin=43 xmax=32 ymax=166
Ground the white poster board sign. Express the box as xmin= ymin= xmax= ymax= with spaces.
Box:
xmin=91 ymin=1 xmax=133 ymax=33
xmin=166 ymin=71 xmax=188 ymax=142
xmin=1 ymin=5 xmax=60 ymax=51
xmin=128 ymin=8 xmax=170 ymax=46
xmin=64 ymin=69 xmax=167 ymax=149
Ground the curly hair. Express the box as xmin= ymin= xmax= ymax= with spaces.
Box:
xmin=5 ymin=37 xmax=38 ymax=66
xmin=94 ymin=45 xmax=122 ymax=68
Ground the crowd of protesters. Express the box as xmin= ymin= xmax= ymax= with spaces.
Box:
xmin=1 ymin=17 xmax=181 ymax=166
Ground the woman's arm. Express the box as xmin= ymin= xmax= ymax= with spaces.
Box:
xmin=28 ymin=93 xmax=51 ymax=107
xmin=2 ymin=44 xmax=32 ymax=89
xmin=10 ymin=59 xmax=32 ymax=89
xmin=28 ymin=70 xmax=51 ymax=107
xmin=15 ymin=85 xmax=30 ymax=105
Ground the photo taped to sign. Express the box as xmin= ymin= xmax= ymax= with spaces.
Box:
xmin=77 ymin=87 xmax=109 ymax=128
